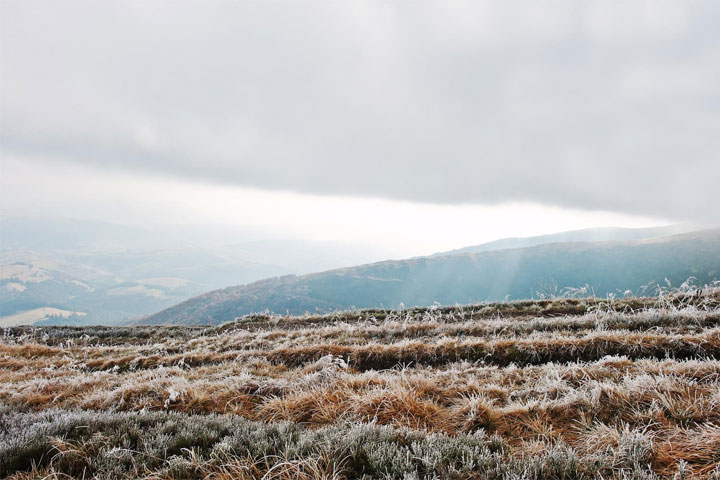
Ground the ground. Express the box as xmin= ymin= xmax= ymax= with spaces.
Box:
xmin=1 ymin=289 xmax=719 ymax=479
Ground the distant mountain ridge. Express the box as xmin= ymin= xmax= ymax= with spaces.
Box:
xmin=433 ymin=225 xmax=694 ymax=256
xmin=141 ymin=228 xmax=720 ymax=326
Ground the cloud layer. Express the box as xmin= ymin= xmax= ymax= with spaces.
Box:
xmin=1 ymin=1 xmax=718 ymax=221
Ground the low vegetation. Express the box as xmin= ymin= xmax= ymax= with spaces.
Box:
xmin=2 ymin=282 xmax=720 ymax=479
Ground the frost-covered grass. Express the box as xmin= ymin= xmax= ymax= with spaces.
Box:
xmin=1 ymin=288 xmax=719 ymax=479
xmin=0 ymin=409 xmax=675 ymax=480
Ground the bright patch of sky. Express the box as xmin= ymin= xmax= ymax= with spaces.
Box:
xmin=1 ymin=156 xmax=668 ymax=256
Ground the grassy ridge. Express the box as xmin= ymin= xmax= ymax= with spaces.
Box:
xmin=1 ymin=288 xmax=720 ymax=478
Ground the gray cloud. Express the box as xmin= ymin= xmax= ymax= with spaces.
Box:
xmin=1 ymin=0 xmax=718 ymax=221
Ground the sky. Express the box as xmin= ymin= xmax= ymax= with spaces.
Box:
xmin=1 ymin=0 xmax=718 ymax=256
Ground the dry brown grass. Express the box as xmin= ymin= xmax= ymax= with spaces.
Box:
xmin=3 ymin=290 xmax=720 ymax=478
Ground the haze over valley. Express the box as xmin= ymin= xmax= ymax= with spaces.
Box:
xmin=0 ymin=218 xmax=392 ymax=325
xmin=2 ymin=218 xmax=715 ymax=327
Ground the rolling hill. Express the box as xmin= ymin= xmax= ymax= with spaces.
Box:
xmin=142 ymin=229 xmax=720 ymax=325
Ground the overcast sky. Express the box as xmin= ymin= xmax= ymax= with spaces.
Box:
xmin=1 ymin=0 xmax=717 ymax=254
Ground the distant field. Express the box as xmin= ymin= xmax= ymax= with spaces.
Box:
xmin=0 ymin=307 xmax=85 ymax=327
xmin=0 ymin=263 xmax=51 ymax=283
xmin=2 ymin=288 xmax=720 ymax=479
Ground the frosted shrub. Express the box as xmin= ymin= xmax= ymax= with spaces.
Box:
xmin=164 ymin=386 xmax=182 ymax=409
xmin=614 ymin=427 xmax=655 ymax=472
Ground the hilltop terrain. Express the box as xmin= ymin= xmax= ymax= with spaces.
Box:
xmin=143 ymin=229 xmax=720 ymax=325
xmin=2 ymin=286 xmax=719 ymax=478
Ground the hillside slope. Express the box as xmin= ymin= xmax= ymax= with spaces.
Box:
xmin=3 ymin=289 xmax=720 ymax=478
xmin=142 ymin=229 xmax=720 ymax=325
